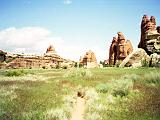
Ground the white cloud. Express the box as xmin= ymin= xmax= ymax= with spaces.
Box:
xmin=0 ymin=27 xmax=107 ymax=62
xmin=0 ymin=27 xmax=63 ymax=54
xmin=63 ymin=0 xmax=72 ymax=5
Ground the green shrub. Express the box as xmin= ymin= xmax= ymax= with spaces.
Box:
xmin=112 ymin=89 xmax=129 ymax=97
xmin=141 ymin=58 xmax=149 ymax=67
xmin=111 ymin=75 xmax=134 ymax=97
xmin=62 ymin=65 xmax=68 ymax=69
xmin=5 ymin=69 xmax=28 ymax=77
xmin=42 ymin=66 xmax=47 ymax=69
xmin=96 ymin=83 xmax=110 ymax=93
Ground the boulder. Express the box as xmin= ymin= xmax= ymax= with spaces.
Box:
xmin=150 ymin=53 xmax=160 ymax=67
xmin=119 ymin=48 xmax=150 ymax=68
xmin=86 ymin=62 xmax=98 ymax=68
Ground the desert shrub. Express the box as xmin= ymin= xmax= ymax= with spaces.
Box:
xmin=86 ymin=112 xmax=102 ymax=120
xmin=96 ymin=83 xmax=110 ymax=93
xmin=62 ymin=65 xmax=68 ymax=69
xmin=143 ymin=72 xmax=160 ymax=85
xmin=74 ymin=62 xmax=78 ymax=67
xmin=42 ymin=66 xmax=47 ymax=69
xmin=111 ymin=76 xmax=134 ymax=97
xmin=112 ymin=89 xmax=129 ymax=97
xmin=5 ymin=69 xmax=28 ymax=77
xmin=141 ymin=58 xmax=149 ymax=67
xmin=21 ymin=111 xmax=45 ymax=120
xmin=56 ymin=65 xmax=60 ymax=69
xmin=63 ymin=68 xmax=93 ymax=78
xmin=46 ymin=108 xmax=69 ymax=120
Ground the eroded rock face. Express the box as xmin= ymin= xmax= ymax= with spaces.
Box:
xmin=138 ymin=15 xmax=160 ymax=55
xmin=138 ymin=15 xmax=149 ymax=48
xmin=119 ymin=48 xmax=150 ymax=68
xmin=80 ymin=50 xmax=98 ymax=68
xmin=108 ymin=32 xmax=133 ymax=66
xmin=116 ymin=32 xmax=133 ymax=61
xmin=109 ymin=37 xmax=118 ymax=65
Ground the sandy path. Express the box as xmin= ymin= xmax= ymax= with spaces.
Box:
xmin=71 ymin=97 xmax=85 ymax=120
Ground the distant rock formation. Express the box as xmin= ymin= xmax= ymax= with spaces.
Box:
xmin=108 ymin=32 xmax=133 ymax=66
xmin=138 ymin=15 xmax=160 ymax=55
xmin=80 ymin=50 xmax=98 ymax=68
xmin=46 ymin=45 xmax=56 ymax=55
xmin=0 ymin=45 xmax=75 ymax=69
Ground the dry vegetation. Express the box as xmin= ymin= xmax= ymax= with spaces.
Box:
xmin=0 ymin=68 xmax=160 ymax=120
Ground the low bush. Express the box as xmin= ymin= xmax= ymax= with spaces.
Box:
xmin=96 ymin=83 xmax=110 ymax=93
xmin=62 ymin=65 xmax=68 ymax=69
xmin=111 ymin=75 xmax=134 ymax=97
xmin=5 ymin=69 xmax=28 ymax=77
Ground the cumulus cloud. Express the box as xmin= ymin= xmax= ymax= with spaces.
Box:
xmin=0 ymin=27 xmax=85 ymax=61
xmin=0 ymin=26 xmax=106 ymax=62
xmin=63 ymin=0 xmax=72 ymax=5
xmin=0 ymin=27 xmax=63 ymax=54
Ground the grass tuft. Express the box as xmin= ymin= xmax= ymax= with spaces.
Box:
xmin=63 ymin=68 xmax=93 ymax=78
xmin=143 ymin=72 xmax=160 ymax=85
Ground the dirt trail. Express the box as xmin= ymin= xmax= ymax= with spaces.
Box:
xmin=71 ymin=97 xmax=85 ymax=120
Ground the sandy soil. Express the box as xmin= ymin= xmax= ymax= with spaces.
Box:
xmin=71 ymin=97 xmax=85 ymax=120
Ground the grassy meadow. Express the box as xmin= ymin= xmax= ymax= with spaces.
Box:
xmin=0 ymin=68 xmax=160 ymax=120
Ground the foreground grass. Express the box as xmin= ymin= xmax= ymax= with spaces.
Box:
xmin=0 ymin=68 xmax=160 ymax=120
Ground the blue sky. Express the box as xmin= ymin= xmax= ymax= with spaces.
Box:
xmin=0 ymin=0 xmax=160 ymax=61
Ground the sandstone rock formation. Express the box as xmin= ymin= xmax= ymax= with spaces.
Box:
xmin=138 ymin=15 xmax=160 ymax=55
xmin=121 ymin=15 xmax=160 ymax=68
xmin=109 ymin=37 xmax=118 ymax=65
xmin=116 ymin=32 xmax=133 ymax=62
xmin=108 ymin=32 xmax=133 ymax=66
xmin=119 ymin=48 xmax=150 ymax=68
xmin=0 ymin=45 xmax=75 ymax=69
xmin=138 ymin=15 xmax=150 ymax=49
xmin=80 ymin=50 xmax=98 ymax=68
xmin=46 ymin=45 xmax=56 ymax=54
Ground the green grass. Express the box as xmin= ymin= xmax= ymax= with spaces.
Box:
xmin=0 ymin=68 xmax=160 ymax=120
